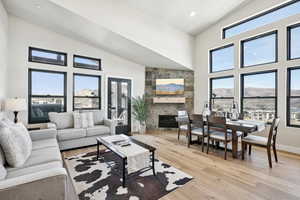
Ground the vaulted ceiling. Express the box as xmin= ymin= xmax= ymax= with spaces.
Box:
xmin=3 ymin=0 xmax=249 ymax=70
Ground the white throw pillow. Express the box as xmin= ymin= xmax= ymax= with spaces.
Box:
xmin=80 ymin=113 xmax=89 ymax=128
xmin=86 ymin=112 xmax=94 ymax=128
xmin=73 ymin=112 xmax=82 ymax=129
xmin=0 ymin=123 xmax=32 ymax=168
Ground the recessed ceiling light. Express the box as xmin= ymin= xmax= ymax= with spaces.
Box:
xmin=190 ymin=11 xmax=197 ymax=17
xmin=35 ymin=4 xmax=41 ymax=9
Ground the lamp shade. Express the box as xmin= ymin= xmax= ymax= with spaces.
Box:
xmin=5 ymin=98 xmax=27 ymax=111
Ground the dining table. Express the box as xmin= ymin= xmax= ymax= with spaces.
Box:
xmin=189 ymin=118 xmax=266 ymax=158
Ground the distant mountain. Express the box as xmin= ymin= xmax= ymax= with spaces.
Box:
xmin=213 ymin=87 xmax=300 ymax=97
xmin=156 ymin=83 xmax=184 ymax=93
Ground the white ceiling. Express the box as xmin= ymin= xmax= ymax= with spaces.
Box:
xmin=2 ymin=0 xmax=250 ymax=69
xmin=125 ymin=0 xmax=250 ymax=35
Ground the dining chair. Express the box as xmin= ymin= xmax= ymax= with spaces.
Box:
xmin=241 ymin=118 xmax=280 ymax=168
xmin=206 ymin=115 xmax=233 ymax=160
xmin=177 ymin=110 xmax=190 ymax=140
xmin=188 ymin=114 xmax=207 ymax=152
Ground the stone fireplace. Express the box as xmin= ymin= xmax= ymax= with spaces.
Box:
xmin=145 ymin=67 xmax=194 ymax=130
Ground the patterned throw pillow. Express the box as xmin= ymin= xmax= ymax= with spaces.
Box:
xmin=73 ymin=112 xmax=94 ymax=129
xmin=0 ymin=123 xmax=32 ymax=168
xmin=73 ymin=112 xmax=82 ymax=129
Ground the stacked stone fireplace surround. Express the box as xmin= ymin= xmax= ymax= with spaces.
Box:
xmin=145 ymin=67 xmax=194 ymax=130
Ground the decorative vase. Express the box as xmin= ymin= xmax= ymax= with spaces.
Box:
xmin=139 ymin=123 xmax=146 ymax=134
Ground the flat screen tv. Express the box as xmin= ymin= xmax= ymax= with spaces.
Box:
xmin=156 ymin=79 xmax=184 ymax=95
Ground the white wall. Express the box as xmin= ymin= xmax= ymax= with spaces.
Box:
xmin=7 ymin=15 xmax=145 ymax=131
xmin=0 ymin=0 xmax=8 ymax=107
xmin=195 ymin=0 xmax=300 ymax=153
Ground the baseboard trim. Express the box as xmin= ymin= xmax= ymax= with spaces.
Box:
xmin=278 ymin=144 xmax=300 ymax=155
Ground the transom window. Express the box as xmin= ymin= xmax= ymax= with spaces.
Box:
xmin=223 ymin=0 xmax=300 ymax=38
xmin=210 ymin=76 xmax=234 ymax=112
xmin=29 ymin=47 xmax=67 ymax=66
xmin=210 ymin=44 xmax=234 ymax=73
xmin=241 ymin=31 xmax=277 ymax=68
xmin=241 ymin=71 xmax=277 ymax=123
xmin=287 ymin=67 xmax=300 ymax=127
xmin=73 ymin=74 xmax=101 ymax=110
xmin=288 ymin=23 xmax=300 ymax=60
xmin=73 ymin=55 xmax=101 ymax=70
xmin=28 ymin=69 xmax=67 ymax=123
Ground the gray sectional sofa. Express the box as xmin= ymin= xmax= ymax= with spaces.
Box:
xmin=0 ymin=110 xmax=116 ymax=200
xmin=48 ymin=110 xmax=116 ymax=150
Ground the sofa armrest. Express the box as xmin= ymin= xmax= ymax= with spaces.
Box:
xmin=47 ymin=122 xmax=57 ymax=129
xmin=0 ymin=168 xmax=67 ymax=200
xmin=29 ymin=128 xmax=57 ymax=141
xmin=104 ymin=119 xmax=117 ymax=135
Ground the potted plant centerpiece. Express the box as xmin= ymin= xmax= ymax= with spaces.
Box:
xmin=132 ymin=95 xmax=148 ymax=134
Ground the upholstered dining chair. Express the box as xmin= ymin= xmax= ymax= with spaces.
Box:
xmin=242 ymin=118 xmax=280 ymax=168
xmin=206 ymin=115 xmax=242 ymax=160
xmin=177 ymin=110 xmax=190 ymax=140
xmin=188 ymin=114 xmax=207 ymax=152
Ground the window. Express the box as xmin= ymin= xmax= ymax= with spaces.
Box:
xmin=241 ymin=31 xmax=277 ymax=67
xmin=288 ymin=23 xmax=300 ymax=60
xmin=28 ymin=69 xmax=66 ymax=124
xmin=223 ymin=1 xmax=300 ymax=38
xmin=73 ymin=55 xmax=101 ymax=70
xmin=29 ymin=47 xmax=67 ymax=66
xmin=287 ymin=67 xmax=300 ymax=127
xmin=241 ymin=71 xmax=277 ymax=123
xmin=73 ymin=74 xmax=101 ymax=110
xmin=210 ymin=44 xmax=234 ymax=73
xmin=210 ymin=76 xmax=234 ymax=112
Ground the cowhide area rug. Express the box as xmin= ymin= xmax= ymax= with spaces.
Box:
xmin=64 ymin=151 xmax=192 ymax=200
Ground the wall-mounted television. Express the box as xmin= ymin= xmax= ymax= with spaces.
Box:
xmin=156 ymin=79 xmax=184 ymax=95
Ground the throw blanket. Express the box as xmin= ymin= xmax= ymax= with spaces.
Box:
xmin=102 ymin=135 xmax=150 ymax=174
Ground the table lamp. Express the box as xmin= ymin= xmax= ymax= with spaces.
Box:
xmin=5 ymin=98 xmax=27 ymax=123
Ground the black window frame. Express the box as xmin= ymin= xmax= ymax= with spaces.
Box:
xmin=287 ymin=22 xmax=300 ymax=60
xmin=287 ymin=66 xmax=300 ymax=128
xmin=73 ymin=73 xmax=102 ymax=110
xmin=209 ymin=75 xmax=235 ymax=111
xmin=209 ymin=43 xmax=234 ymax=73
xmin=240 ymin=30 xmax=278 ymax=68
xmin=222 ymin=0 xmax=300 ymax=39
xmin=241 ymin=70 xmax=278 ymax=123
xmin=73 ymin=54 xmax=102 ymax=71
xmin=28 ymin=47 xmax=67 ymax=66
xmin=28 ymin=68 xmax=67 ymax=124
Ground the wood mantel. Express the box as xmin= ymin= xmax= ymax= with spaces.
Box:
xmin=153 ymin=97 xmax=186 ymax=104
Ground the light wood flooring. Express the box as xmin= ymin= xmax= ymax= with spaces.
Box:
xmin=62 ymin=131 xmax=300 ymax=200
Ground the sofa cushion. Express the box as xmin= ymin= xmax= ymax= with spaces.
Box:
xmin=0 ymin=164 xmax=6 ymax=180
xmin=49 ymin=112 xmax=74 ymax=130
xmin=87 ymin=125 xmax=110 ymax=137
xmin=57 ymin=128 xmax=86 ymax=141
xmin=0 ymin=123 xmax=32 ymax=168
xmin=22 ymin=147 xmax=62 ymax=168
xmin=81 ymin=110 xmax=104 ymax=125
xmin=6 ymin=161 xmax=62 ymax=179
xmin=0 ymin=146 xmax=5 ymax=166
xmin=32 ymin=138 xmax=59 ymax=150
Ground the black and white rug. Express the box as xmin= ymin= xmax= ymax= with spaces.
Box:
xmin=64 ymin=151 xmax=192 ymax=200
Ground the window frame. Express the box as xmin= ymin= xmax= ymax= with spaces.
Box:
xmin=209 ymin=75 xmax=235 ymax=111
xmin=240 ymin=30 xmax=278 ymax=68
xmin=209 ymin=43 xmax=234 ymax=73
xmin=73 ymin=54 xmax=102 ymax=71
xmin=240 ymin=70 xmax=278 ymax=123
xmin=287 ymin=22 xmax=300 ymax=60
xmin=222 ymin=0 xmax=300 ymax=39
xmin=73 ymin=73 xmax=102 ymax=110
xmin=28 ymin=47 xmax=67 ymax=66
xmin=287 ymin=66 xmax=300 ymax=128
xmin=28 ymin=68 xmax=67 ymax=124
